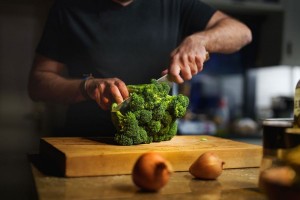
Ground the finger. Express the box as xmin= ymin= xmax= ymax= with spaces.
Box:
xmin=195 ymin=54 xmax=204 ymax=72
xmin=186 ymin=54 xmax=198 ymax=76
xmin=96 ymin=84 xmax=110 ymax=110
xmin=169 ymin=66 xmax=183 ymax=83
xmin=88 ymin=80 xmax=102 ymax=106
xmin=169 ymin=57 xmax=184 ymax=83
xmin=93 ymin=81 xmax=110 ymax=110
xmin=179 ymin=55 xmax=193 ymax=80
xmin=94 ymin=89 xmax=101 ymax=107
xmin=170 ymin=47 xmax=178 ymax=57
xmin=180 ymin=66 xmax=192 ymax=80
xmin=101 ymin=94 xmax=111 ymax=110
xmin=110 ymin=84 xmax=124 ymax=104
xmin=114 ymin=79 xmax=129 ymax=100
xmin=97 ymin=93 xmax=109 ymax=110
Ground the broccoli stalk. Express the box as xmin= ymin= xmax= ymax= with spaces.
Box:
xmin=111 ymin=79 xmax=189 ymax=145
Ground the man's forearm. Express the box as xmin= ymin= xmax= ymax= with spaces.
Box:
xmin=28 ymin=71 xmax=85 ymax=104
xmin=194 ymin=14 xmax=252 ymax=54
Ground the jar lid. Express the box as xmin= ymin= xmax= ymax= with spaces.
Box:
xmin=262 ymin=118 xmax=294 ymax=127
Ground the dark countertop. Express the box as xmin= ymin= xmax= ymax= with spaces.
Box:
xmin=31 ymin=164 xmax=267 ymax=200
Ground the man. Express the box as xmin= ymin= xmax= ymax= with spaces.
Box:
xmin=28 ymin=0 xmax=252 ymax=136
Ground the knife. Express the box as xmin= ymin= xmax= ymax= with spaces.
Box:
xmin=111 ymin=52 xmax=210 ymax=112
xmin=156 ymin=74 xmax=173 ymax=87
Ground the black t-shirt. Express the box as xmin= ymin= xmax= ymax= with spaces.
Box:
xmin=36 ymin=0 xmax=216 ymax=137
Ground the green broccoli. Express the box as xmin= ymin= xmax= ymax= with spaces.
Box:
xmin=146 ymin=120 xmax=162 ymax=134
xmin=111 ymin=106 xmax=150 ymax=145
xmin=111 ymin=79 xmax=189 ymax=145
xmin=134 ymin=109 xmax=152 ymax=124
xmin=166 ymin=120 xmax=178 ymax=139
xmin=129 ymin=93 xmax=144 ymax=111
xmin=161 ymin=111 xmax=173 ymax=126
xmin=168 ymin=94 xmax=190 ymax=118
xmin=152 ymin=103 xmax=168 ymax=121
xmin=127 ymin=79 xmax=170 ymax=110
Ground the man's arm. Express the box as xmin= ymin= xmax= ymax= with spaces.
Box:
xmin=168 ymin=11 xmax=252 ymax=83
xmin=28 ymin=54 xmax=128 ymax=110
xmin=28 ymin=54 xmax=84 ymax=104
xmin=199 ymin=11 xmax=252 ymax=53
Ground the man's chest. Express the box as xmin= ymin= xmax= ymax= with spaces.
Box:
xmin=63 ymin=4 xmax=181 ymax=52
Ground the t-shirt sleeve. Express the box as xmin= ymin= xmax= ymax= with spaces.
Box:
xmin=36 ymin=1 xmax=66 ymax=63
xmin=180 ymin=0 xmax=217 ymax=37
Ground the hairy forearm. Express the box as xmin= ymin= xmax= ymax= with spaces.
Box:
xmin=195 ymin=16 xmax=252 ymax=54
xmin=28 ymin=71 xmax=84 ymax=104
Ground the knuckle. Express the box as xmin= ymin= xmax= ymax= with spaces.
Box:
xmin=172 ymin=54 xmax=180 ymax=61
xmin=188 ymin=54 xmax=194 ymax=61
xmin=191 ymin=68 xmax=197 ymax=75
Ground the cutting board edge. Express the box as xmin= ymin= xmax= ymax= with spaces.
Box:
xmin=39 ymin=138 xmax=67 ymax=177
xmin=63 ymin=146 xmax=262 ymax=177
xmin=39 ymin=136 xmax=263 ymax=177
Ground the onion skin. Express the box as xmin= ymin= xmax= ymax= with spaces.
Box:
xmin=189 ymin=152 xmax=225 ymax=180
xmin=132 ymin=152 xmax=172 ymax=192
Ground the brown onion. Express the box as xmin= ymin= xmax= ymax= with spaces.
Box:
xmin=132 ymin=152 xmax=172 ymax=192
xmin=189 ymin=152 xmax=225 ymax=180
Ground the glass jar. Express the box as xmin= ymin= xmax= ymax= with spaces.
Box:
xmin=259 ymin=124 xmax=300 ymax=199
xmin=260 ymin=118 xmax=294 ymax=173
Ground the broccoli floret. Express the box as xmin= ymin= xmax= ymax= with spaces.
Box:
xmin=168 ymin=94 xmax=189 ymax=118
xmin=111 ymin=79 xmax=189 ymax=146
xmin=114 ymin=134 xmax=133 ymax=146
xmin=128 ymin=79 xmax=171 ymax=110
xmin=134 ymin=109 xmax=152 ymax=124
xmin=152 ymin=103 xmax=168 ymax=121
xmin=161 ymin=111 xmax=173 ymax=126
xmin=129 ymin=93 xmax=144 ymax=111
xmin=111 ymin=110 xmax=138 ymax=135
xmin=151 ymin=118 xmax=177 ymax=143
xmin=166 ymin=120 xmax=178 ymax=139
xmin=132 ymin=127 xmax=150 ymax=145
xmin=147 ymin=120 xmax=161 ymax=134
xmin=111 ymin=104 xmax=149 ymax=145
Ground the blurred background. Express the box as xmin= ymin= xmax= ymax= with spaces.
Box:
xmin=1 ymin=0 xmax=300 ymax=199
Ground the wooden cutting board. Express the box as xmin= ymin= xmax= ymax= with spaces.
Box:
xmin=39 ymin=135 xmax=262 ymax=177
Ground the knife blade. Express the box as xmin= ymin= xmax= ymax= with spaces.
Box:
xmin=111 ymin=97 xmax=131 ymax=112
xmin=156 ymin=74 xmax=173 ymax=87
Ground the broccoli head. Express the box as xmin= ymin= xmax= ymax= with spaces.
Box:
xmin=111 ymin=79 xmax=189 ymax=145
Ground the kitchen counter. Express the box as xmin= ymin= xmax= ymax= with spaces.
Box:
xmin=31 ymin=163 xmax=267 ymax=200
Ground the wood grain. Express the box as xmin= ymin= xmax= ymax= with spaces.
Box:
xmin=39 ymin=135 xmax=262 ymax=177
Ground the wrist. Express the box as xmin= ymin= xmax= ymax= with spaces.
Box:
xmin=80 ymin=74 xmax=94 ymax=100
xmin=188 ymin=33 xmax=209 ymax=50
